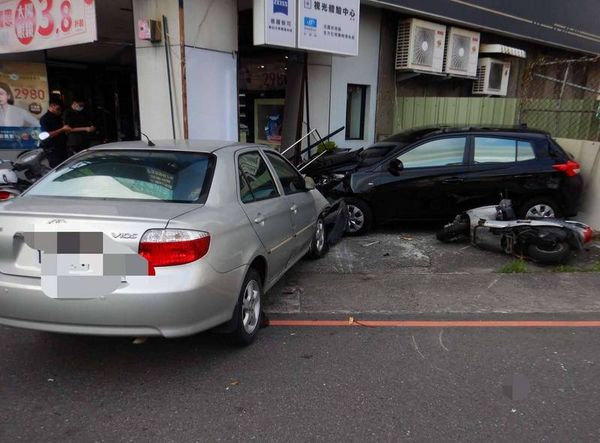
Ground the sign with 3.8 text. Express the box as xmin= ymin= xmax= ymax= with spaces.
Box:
xmin=0 ymin=0 xmax=97 ymax=54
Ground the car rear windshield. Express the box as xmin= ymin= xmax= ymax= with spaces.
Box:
xmin=26 ymin=150 xmax=215 ymax=203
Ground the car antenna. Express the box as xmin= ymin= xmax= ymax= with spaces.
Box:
xmin=141 ymin=132 xmax=156 ymax=147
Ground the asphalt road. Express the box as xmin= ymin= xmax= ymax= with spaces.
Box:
xmin=2 ymin=323 xmax=600 ymax=442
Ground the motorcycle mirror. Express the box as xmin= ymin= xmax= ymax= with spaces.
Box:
xmin=38 ymin=132 xmax=50 ymax=141
xmin=388 ymin=159 xmax=404 ymax=176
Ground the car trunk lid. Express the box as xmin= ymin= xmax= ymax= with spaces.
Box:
xmin=0 ymin=197 xmax=200 ymax=278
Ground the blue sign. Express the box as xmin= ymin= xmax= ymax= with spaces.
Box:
xmin=304 ymin=17 xmax=317 ymax=28
xmin=273 ymin=0 xmax=289 ymax=15
xmin=0 ymin=127 xmax=41 ymax=150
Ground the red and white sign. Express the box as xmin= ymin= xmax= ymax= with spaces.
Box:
xmin=0 ymin=0 xmax=97 ymax=54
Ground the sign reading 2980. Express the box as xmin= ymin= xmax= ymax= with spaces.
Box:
xmin=0 ymin=0 xmax=98 ymax=54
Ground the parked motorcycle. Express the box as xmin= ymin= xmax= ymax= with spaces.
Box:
xmin=0 ymin=132 xmax=52 ymax=200
xmin=436 ymin=199 xmax=594 ymax=264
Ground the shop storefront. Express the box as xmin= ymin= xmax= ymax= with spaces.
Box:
xmin=0 ymin=0 xmax=138 ymax=156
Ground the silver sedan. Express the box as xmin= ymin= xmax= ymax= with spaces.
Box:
xmin=0 ymin=141 xmax=330 ymax=344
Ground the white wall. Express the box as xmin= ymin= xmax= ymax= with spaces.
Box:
xmin=329 ymin=6 xmax=381 ymax=150
xmin=305 ymin=53 xmax=332 ymax=151
xmin=133 ymin=0 xmax=184 ymax=140
xmin=557 ymin=138 xmax=600 ymax=230
xmin=133 ymin=0 xmax=238 ymax=141
xmin=184 ymin=0 xmax=237 ymax=53
xmin=186 ymin=48 xmax=238 ymax=141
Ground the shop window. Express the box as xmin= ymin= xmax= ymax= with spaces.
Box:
xmin=345 ymin=84 xmax=367 ymax=140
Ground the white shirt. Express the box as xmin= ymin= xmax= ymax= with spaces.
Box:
xmin=0 ymin=104 xmax=40 ymax=127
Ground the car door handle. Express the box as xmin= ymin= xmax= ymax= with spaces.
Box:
xmin=442 ymin=177 xmax=464 ymax=184
xmin=290 ymin=204 xmax=298 ymax=213
xmin=254 ymin=214 xmax=265 ymax=224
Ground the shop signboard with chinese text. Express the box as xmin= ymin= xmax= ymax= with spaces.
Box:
xmin=254 ymin=0 xmax=297 ymax=49
xmin=0 ymin=61 xmax=48 ymax=149
xmin=297 ymin=0 xmax=359 ymax=56
xmin=0 ymin=0 xmax=97 ymax=54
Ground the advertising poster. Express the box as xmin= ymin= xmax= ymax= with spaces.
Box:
xmin=297 ymin=0 xmax=360 ymax=56
xmin=254 ymin=98 xmax=285 ymax=148
xmin=0 ymin=0 xmax=97 ymax=54
xmin=0 ymin=61 xmax=48 ymax=149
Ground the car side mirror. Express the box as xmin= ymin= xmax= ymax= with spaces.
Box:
xmin=388 ymin=159 xmax=404 ymax=176
xmin=304 ymin=176 xmax=316 ymax=190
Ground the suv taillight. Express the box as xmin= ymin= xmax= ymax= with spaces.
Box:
xmin=139 ymin=229 xmax=210 ymax=274
xmin=553 ymin=160 xmax=581 ymax=177
xmin=583 ymin=227 xmax=594 ymax=243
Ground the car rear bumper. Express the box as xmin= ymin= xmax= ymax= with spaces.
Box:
xmin=561 ymin=175 xmax=584 ymax=217
xmin=0 ymin=262 xmax=246 ymax=338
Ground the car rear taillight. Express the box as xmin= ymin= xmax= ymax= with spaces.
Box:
xmin=139 ymin=229 xmax=210 ymax=274
xmin=0 ymin=191 xmax=15 ymax=200
xmin=583 ymin=227 xmax=594 ymax=244
xmin=553 ymin=160 xmax=581 ymax=177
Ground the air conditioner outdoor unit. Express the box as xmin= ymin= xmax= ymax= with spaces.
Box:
xmin=395 ymin=18 xmax=446 ymax=74
xmin=444 ymin=27 xmax=480 ymax=77
xmin=472 ymin=58 xmax=511 ymax=96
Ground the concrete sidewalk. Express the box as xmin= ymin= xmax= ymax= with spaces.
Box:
xmin=265 ymin=230 xmax=600 ymax=316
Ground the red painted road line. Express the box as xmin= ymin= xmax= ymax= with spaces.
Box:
xmin=267 ymin=320 xmax=600 ymax=328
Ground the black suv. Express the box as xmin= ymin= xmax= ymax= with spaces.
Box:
xmin=321 ymin=126 xmax=583 ymax=235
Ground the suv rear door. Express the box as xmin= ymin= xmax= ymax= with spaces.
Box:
xmin=459 ymin=135 xmax=543 ymax=209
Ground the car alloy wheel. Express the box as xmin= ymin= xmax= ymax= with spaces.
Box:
xmin=241 ymin=279 xmax=261 ymax=335
xmin=315 ymin=218 xmax=325 ymax=253
xmin=347 ymin=204 xmax=365 ymax=233
xmin=526 ymin=204 xmax=555 ymax=218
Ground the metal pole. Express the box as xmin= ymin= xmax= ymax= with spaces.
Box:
xmin=281 ymin=128 xmax=317 ymax=157
xmin=555 ymin=63 xmax=571 ymax=137
xmin=301 ymin=53 xmax=310 ymax=165
xmin=298 ymin=151 xmax=327 ymax=173
xmin=163 ymin=15 xmax=176 ymax=140
xmin=178 ymin=0 xmax=189 ymax=139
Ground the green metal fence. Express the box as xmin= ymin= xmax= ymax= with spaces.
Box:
xmin=393 ymin=97 xmax=518 ymax=133
xmin=394 ymin=58 xmax=600 ymax=141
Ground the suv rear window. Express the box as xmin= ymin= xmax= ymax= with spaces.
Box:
xmin=474 ymin=137 xmax=537 ymax=163
xmin=26 ymin=150 xmax=215 ymax=203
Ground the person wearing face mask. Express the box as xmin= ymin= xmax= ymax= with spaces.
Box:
xmin=63 ymin=96 xmax=96 ymax=155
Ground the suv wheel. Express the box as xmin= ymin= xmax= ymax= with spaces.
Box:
xmin=520 ymin=197 xmax=560 ymax=219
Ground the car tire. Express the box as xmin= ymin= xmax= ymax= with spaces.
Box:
xmin=527 ymin=241 xmax=570 ymax=265
xmin=345 ymin=198 xmax=372 ymax=236
xmin=519 ymin=197 xmax=561 ymax=219
xmin=308 ymin=216 xmax=328 ymax=259
xmin=229 ymin=269 xmax=263 ymax=346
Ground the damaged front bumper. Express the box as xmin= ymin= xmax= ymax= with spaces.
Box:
xmin=323 ymin=198 xmax=348 ymax=246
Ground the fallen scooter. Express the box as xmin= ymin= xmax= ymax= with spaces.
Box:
xmin=436 ymin=199 xmax=594 ymax=264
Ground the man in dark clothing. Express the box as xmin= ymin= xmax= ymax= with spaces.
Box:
xmin=39 ymin=99 xmax=71 ymax=168
xmin=63 ymin=97 xmax=95 ymax=154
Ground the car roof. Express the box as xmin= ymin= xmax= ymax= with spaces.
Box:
xmin=383 ymin=125 xmax=550 ymax=143
xmin=88 ymin=140 xmax=271 ymax=154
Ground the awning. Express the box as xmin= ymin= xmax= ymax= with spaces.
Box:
xmin=479 ymin=44 xmax=527 ymax=58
